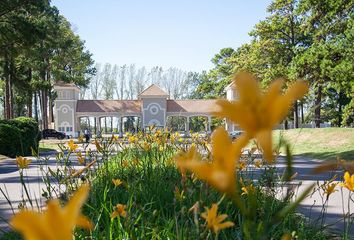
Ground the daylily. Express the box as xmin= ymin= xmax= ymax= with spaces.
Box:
xmin=322 ymin=182 xmax=337 ymax=199
xmin=215 ymin=72 xmax=308 ymax=163
xmin=111 ymin=204 xmax=127 ymax=219
xmin=201 ymin=203 xmax=234 ymax=234
xmin=176 ymin=127 xmax=248 ymax=195
xmin=67 ymin=139 xmax=78 ymax=152
xmin=11 ymin=184 xmax=92 ymax=240
xmin=112 ymin=178 xmax=123 ymax=187
xmin=340 ymin=171 xmax=354 ymax=191
xmin=15 ymin=156 xmax=31 ymax=169
xmin=76 ymin=152 xmax=85 ymax=165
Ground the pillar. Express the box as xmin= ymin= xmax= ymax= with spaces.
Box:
xmin=185 ymin=116 xmax=190 ymax=133
xmin=95 ymin=116 xmax=100 ymax=134
xmin=119 ymin=117 xmax=123 ymax=137
xmin=208 ymin=116 xmax=212 ymax=133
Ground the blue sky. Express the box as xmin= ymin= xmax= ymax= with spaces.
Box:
xmin=52 ymin=0 xmax=272 ymax=72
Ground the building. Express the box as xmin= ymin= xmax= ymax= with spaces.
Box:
xmin=53 ymin=83 xmax=237 ymax=137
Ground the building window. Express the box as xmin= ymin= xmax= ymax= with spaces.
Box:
xmin=66 ymin=126 xmax=72 ymax=132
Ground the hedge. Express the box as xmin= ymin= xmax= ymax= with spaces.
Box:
xmin=0 ymin=117 xmax=40 ymax=157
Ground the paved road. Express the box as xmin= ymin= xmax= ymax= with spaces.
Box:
xmin=0 ymin=149 xmax=353 ymax=237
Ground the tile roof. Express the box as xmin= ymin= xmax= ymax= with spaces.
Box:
xmin=54 ymin=81 xmax=79 ymax=88
xmin=76 ymin=100 xmax=141 ymax=113
xmin=167 ymin=99 xmax=219 ymax=113
xmin=138 ymin=84 xmax=169 ymax=97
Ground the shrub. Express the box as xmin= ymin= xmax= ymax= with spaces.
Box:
xmin=0 ymin=123 xmax=23 ymax=158
xmin=0 ymin=117 xmax=40 ymax=157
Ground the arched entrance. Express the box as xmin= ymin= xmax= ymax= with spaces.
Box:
xmin=166 ymin=116 xmax=188 ymax=132
xmin=121 ymin=116 xmax=141 ymax=133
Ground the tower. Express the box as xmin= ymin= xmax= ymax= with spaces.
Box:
xmin=138 ymin=84 xmax=169 ymax=129
xmin=53 ymin=82 xmax=80 ymax=137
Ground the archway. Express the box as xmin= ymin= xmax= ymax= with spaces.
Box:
xmin=79 ymin=116 xmax=96 ymax=134
xmin=189 ymin=116 xmax=208 ymax=132
xmin=166 ymin=116 xmax=188 ymax=132
xmin=121 ymin=116 xmax=141 ymax=133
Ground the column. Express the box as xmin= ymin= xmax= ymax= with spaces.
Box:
xmin=95 ymin=117 xmax=101 ymax=135
xmin=119 ymin=117 xmax=123 ymax=137
xmin=185 ymin=116 xmax=190 ymax=133
xmin=208 ymin=116 xmax=212 ymax=133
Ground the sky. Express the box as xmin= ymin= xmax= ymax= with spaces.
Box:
xmin=52 ymin=0 xmax=272 ymax=72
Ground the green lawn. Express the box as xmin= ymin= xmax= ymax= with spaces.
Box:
xmin=38 ymin=142 xmax=61 ymax=153
xmin=273 ymin=127 xmax=354 ymax=161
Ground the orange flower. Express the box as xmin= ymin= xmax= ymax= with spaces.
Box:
xmin=11 ymin=184 xmax=92 ymax=240
xmin=176 ymin=127 xmax=248 ymax=195
xmin=15 ymin=156 xmax=31 ymax=169
xmin=215 ymin=72 xmax=308 ymax=163
xmin=111 ymin=204 xmax=127 ymax=219
xmin=201 ymin=203 xmax=234 ymax=234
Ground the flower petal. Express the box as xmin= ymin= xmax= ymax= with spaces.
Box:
xmin=255 ymin=130 xmax=273 ymax=163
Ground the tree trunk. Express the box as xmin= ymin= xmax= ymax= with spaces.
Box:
xmin=293 ymin=100 xmax=299 ymax=128
xmin=314 ymin=84 xmax=322 ymax=128
xmin=338 ymin=91 xmax=342 ymax=127
xmin=27 ymin=68 xmax=33 ymax=118
xmin=34 ymin=91 xmax=39 ymax=122
xmin=27 ymin=97 xmax=32 ymax=118
xmin=41 ymin=89 xmax=48 ymax=129
xmin=9 ymin=60 xmax=14 ymax=119
xmin=4 ymin=58 xmax=11 ymax=119
xmin=283 ymin=119 xmax=289 ymax=130
xmin=300 ymin=101 xmax=304 ymax=124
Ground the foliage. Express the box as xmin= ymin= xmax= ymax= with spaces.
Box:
xmin=0 ymin=117 xmax=39 ymax=157
xmin=0 ymin=123 xmax=22 ymax=158
xmin=194 ymin=0 xmax=354 ymax=127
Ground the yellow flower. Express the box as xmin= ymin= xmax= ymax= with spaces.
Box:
xmin=128 ymin=135 xmax=138 ymax=144
xmin=122 ymin=160 xmax=129 ymax=168
xmin=322 ymin=182 xmax=337 ymax=198
xmin=95 ymin=139 xmax=102 ymax=153
xmin=76 ymin=152 xmax=85 ymax=165
xmin=174 ymin=187 xmax=185 ymax=202
xmin=15 ymin=156 xmax=31 ymax=169
xmin=67 ymin=139 xmax=78 ymax=152
xmin=176 ymin=127 xmax=248 ymax=195
xmin=112 ymin=179 xmax=123 ymax=187
xmin=11 ymin=184 xmax=92 ymax=240
xmin=254 ymin=159 xmax=262 ymax=168
xmin=236 ymin=161 xmax=247 ymax=171
xmin=143 ymin=142 xmax=151 ymax=151
xmin=111 ymin=204 xmax=127 ymax=219
xmin=78 ymin=135 xmax=84 ymax=143
xmin=215 ymin=72 xmax=308 ymax=163
xmin=340 ymin=171 xmax=354 ymax=191
xmin=241 ymin=184 xmax=255 ymax=195
xmin=201 ymin=203 xmax=234 ymax=234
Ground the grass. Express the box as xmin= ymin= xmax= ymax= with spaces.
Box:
xmin=273 ymin=128 xmax=354 ymax=161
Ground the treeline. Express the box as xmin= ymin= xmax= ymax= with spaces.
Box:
xmin=0 ymin=0 xmax=95 ymax=128
xmin=197 ymin=0 xmax=354 ymax=127
xmin=82 ymin=63 xmax=202 ymax=100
